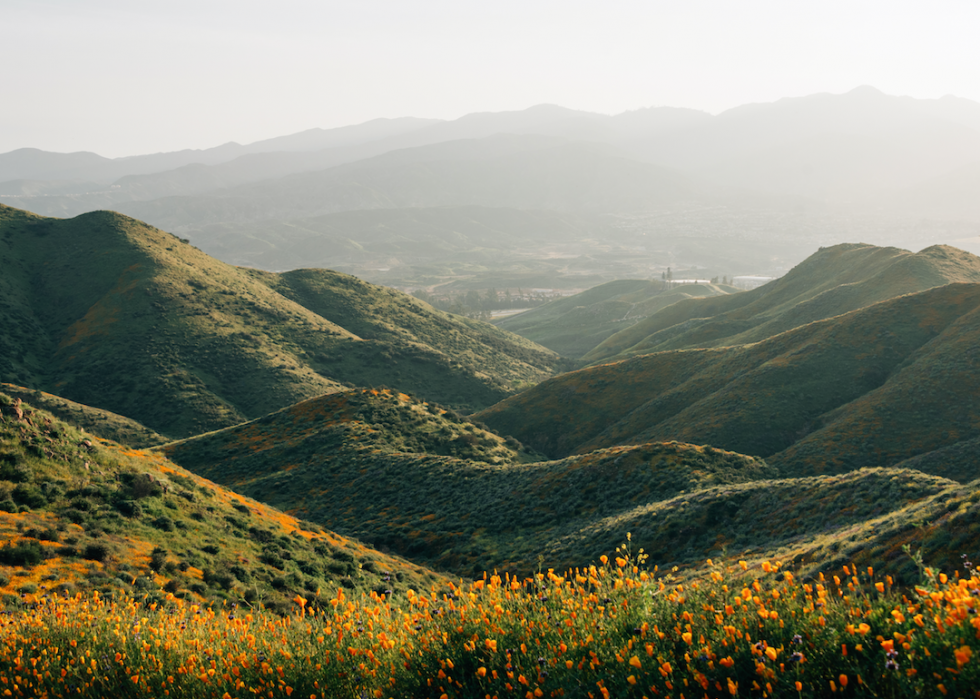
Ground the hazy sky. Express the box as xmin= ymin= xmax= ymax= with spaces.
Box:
xmin=4 ymin=0 xmax=979 ymax=157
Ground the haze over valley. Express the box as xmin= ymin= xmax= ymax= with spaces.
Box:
xmin=5 ymin=88 xmax=980 ymax=300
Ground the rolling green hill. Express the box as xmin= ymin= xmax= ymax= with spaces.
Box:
xmin=476 ymin=282 xmax=980 ymax=479
xmin=0 ymin=391 xmax=440 ymax=612
xmin=495 ymin=279 xmax=739 ymax=358
xmin=158 ymin=388 xmax=980 ymax=588
xmin=584 ymin=242 xmax=980 ymax=364
xmin=160 ymin=388 xmax=776 ymax=576
xmin=0 ymin=204 xmax=560 ymax=438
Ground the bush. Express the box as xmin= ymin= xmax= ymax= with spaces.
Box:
xmin=0 ymin=540 xmax=46 ymax=567
xmin=82 ymin=543 xmax=110 ymax=562
xmin=248 ymin=527 xmax=274 ymax=543
xmin=12 ymin=484 xmax=46 ymax=509
xmin=114 ymin=499 xmax=142 ymax=518
xmin=149 ymin=547 xmax=167 ymax=572
xmin=124 ymin=473 xmax=162 ymax=499
xmin=0 ymin=453 xmax=30 ymax=482
xmin=203 ymin=569 xmax=235 ymax=590
xmin=151 ymin=516 xmax=174 ymax=532
xmin=261 ymin=551 xmax=285 ymax=569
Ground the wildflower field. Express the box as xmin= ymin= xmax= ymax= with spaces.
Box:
xmin=2 ymin=545 xmax=979 ymax=698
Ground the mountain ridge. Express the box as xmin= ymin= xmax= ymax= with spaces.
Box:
xmin=0 ymin=204 xmax=560 ymax=438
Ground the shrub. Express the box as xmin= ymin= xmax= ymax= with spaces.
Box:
xmin=261 ymin=551 xmax=285 ymax=569
xmin=0 ymin=453 xmax=30 ymax=482
xmin=149 ymin=547 xmax=167 ymax=572
xmin=11 ymin=484 xmax=46 ymax=509
xmin=124 ymin=473 xmax=162 ymax=499
xmin=151 ymin=516 xmax=174 ymax=532
xmin=248 ymin=527 xmax=274 ymax=543
xmin=82 ymin=543 xmax=110 ymax=562
xmin=0 ymin=540 xmax=45 ymax=567
xmin=114 ymin=499 xmax=142 ymax=518
xmin=203 ymin=569 xmax=235 ymax=590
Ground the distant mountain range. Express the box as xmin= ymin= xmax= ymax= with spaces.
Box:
xmin=5 ymin=87 xmax=980 ymax=288
xmin=5 ymin=87 xmax=980 ymax=214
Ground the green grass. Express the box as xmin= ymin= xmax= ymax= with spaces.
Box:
xmin=0 ymin=204 xmax=561 ymax=438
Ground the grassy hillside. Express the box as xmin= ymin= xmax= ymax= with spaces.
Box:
xmin=158 ymin=387 xmax=980 ymax=597
xmin=476 ymin=283 xmax=980 ymax=478
xmin=0 ymin=391 xmax=440 ymax=613
xmin=0 ymin=204 xmax=560 ymax=437
xmin=161 ymin=388 xmax=775 ymax=576
xmin=545 ymin=466 xmax=965 ymax=580
xmin=0 ymin=382 xmax=166 ymax=447
xmin=496 ymin=279 xmax=739 ymax=358
xmin=585 ymin=242 xmax=980 ymax=363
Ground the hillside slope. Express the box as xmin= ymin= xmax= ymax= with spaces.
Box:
xmin=477 ymin=283 xmax=980 ymax=478
xmin=496 ymin=279 xmax=739 ymax=358
xmin=0 ymin=391 xmax=439 ymax=612
xmin=159 ymin=389 xmax=980 ymax=586
xmin=161 ymin=388 xmax=776 ymax=575
xmin=0 ymin=204 xmax=559 ymax=437
xmin=585 ymin=242 xmax=980 ymax=363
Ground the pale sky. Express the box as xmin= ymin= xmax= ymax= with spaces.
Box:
xmin=3 ymin=0 xmax=979 ymax=157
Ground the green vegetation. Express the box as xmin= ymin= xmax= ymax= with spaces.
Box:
xmin=161 ymin=386 xmax=980 ymax=587
xmin=585 ymin=242 xmax=980 ymax=364
xmin=495 ymin=279 xmax=739 ymax=358
xmin=161 ymin=388 xmax=773 ymax=577
xmin=0 ymin=204 xmax=560 ymax=438
xmin=477 ymin=283 xmax=980 ymax=478
xmin=0 ymin=391 xmax=441 ymax=612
